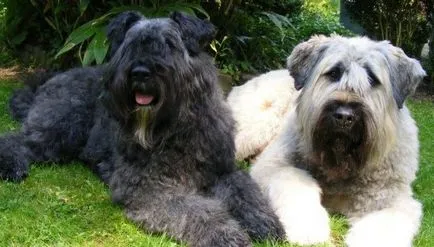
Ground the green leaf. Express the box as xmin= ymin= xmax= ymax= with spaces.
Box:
xmin=80 ymin=28 xmax=109 ymax=66
xmin=44 ymin=17 xmax=57 ymax=31
xmin=79 ymin=0 xmax=90 ymax=15
xmin=54 ymin=7 xmax=126 ymax=59
xmin=9 ymin=31 xmax=27 ymax=45
xmin=163 ymin=3 xmax=209 ymax=19
xmin=55 ymin=21 xmax=99 ymax=58
xmin=55 ymin=4 xmax=210 ymax=60
xmin=260 ymin=11 xmax=293 ymax=31
xmin=91 ymin=29 xmax=109 ymax=64
xmin=82 ymin=44 xmax=95 ymax=66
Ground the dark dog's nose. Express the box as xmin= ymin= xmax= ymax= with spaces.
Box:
xmin=131 ymin=66 xmax=150 ymax=81
xmin=333 ymin=106 xmax=356 ymax=129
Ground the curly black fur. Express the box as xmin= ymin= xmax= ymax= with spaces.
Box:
xmin=0 ymin=12 xmax=284 ymax=246
xmin=9 ymin=70 xmax=58 ymax=122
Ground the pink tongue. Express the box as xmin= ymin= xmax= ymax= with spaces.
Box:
xmin=135 ymin=92 xmax=154 ymax=105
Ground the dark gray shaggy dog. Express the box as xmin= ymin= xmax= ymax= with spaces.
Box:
xmin=0 ymin=12 xmax=284 ymax=246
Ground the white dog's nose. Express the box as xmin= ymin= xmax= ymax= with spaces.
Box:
xmin=333 ymin=106 xmax=355 ymax=128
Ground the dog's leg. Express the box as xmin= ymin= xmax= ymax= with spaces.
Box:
xmin=345 ymin=195 xmax=422 ymax=247
xmin=210 ymin=170 xmax=285 ymax=241
xmin=250 ymin=127 xmax=331 ymax=245
xmin=124 ymin=192 xmax=252 ymax=247
xmin=0 ymin=133 xmax=33 ymax=181
xmin=22 ymin=100 xmax=93 ymax=163
xmin=0 ymin=98 xmax=94 ymax=181
xmin=254 ymin=165 xmax=331 ymax=245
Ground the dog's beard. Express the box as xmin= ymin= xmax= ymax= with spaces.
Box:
xmin=310 ymin=127 xmax=367 ymax=183
xmin=134 ymin=107 xmax=153 ymax=148
xmin=299 ymin=109 xmax=369 ymax=184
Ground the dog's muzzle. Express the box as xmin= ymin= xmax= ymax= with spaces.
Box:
xmin=324 ymin=101 xmax=362 ymax=131
xmin=130 ymin=65 xmax=158 ymax=106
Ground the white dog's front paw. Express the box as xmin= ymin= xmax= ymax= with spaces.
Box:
xmin=279 ymin=204 xmax=331 ymax=245
xmin=345 ymin=225 xmax=404 ymax=247
xmin=345 ymin=213 xmax=414 ymax=247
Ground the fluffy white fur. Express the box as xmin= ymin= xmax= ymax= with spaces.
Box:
xmin=227 ymin=70 xmax=298 ymax=160
xmin=231 ymin=35 xmax=425 ymax=246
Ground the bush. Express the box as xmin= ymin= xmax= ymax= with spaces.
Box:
xmin=0 ymin=0 xmax=352 ymax=76
xmin=0 ymin=0 xmax=204 ymax=68
xmin=423 ymin=9 xmax=433 ymax=92
xmin=0 ymin=0 xmax=94 ymax=68
xmin=343 ymin=0 xmax=430 ymax=58
xmin=210 ymin=0 xmax=352 ymax=83
xmin=210 ymin=10 xmax=297 ymax=79
xmin=290 ymin=11 xmax=352 ymax=42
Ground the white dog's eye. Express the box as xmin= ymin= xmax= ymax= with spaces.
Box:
xmin=325 ymin=66 xmax=343 ymax=82
xmin=365 ymin=67 xmax=380 ymax=87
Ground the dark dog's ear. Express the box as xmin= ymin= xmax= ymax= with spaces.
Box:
xmin=170 ymin=12 xmax=216 ymax=55
xmin=287 ymin=35 xmax=329 ymax=90
xmin=106 ymin=11 xmax=144 ymax=58
xmin=378 ymin=42 xmax=426 ymax=109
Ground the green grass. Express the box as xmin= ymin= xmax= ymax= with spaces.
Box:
xmin=0 ymin=80 xmax=432 ymax=246
xmin=409 ymin=99 xmax=434 ymax=247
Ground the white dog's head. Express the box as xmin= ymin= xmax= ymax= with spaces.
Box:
xmin=287 ymin=35 xmax=425 ymax=182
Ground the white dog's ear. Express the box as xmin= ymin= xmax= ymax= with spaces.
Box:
xmin=287 ymin=35 xmax=329 ymax=90
xmin=380 ymin=42 xmax=426 ymax=108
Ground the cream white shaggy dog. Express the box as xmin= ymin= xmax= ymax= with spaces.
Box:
xmin=231 ymin=35 xmax=426 ymax=246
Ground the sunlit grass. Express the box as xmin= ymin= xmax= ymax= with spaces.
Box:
xmin=0 ymin=80 xmax=432 ymax=246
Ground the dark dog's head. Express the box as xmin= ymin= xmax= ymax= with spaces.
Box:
xmin=101 ymin=11 xmax=216 ymax=147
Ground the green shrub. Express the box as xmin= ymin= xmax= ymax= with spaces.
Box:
xmin=0 ymin=0 xmax=205 ymax=68
xmin=210 ymin=1 xmax=352 ymax=83
xmin=210 ymin=10 xmax=296 ymax=78
xmin=0 ymin=0 xmax=93 ymax=68
xmin=0 ymin=0 xmax=352 ymax=74
xmin=343 ymin=0 xmax=429 ymax=58
xmin=55 ymin=1 xmax=206 ymax=66
xmin=290 ymin=11 xmax=353 ymax=41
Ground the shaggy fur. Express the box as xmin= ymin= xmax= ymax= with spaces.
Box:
xmin=227 ymin=69 xmax=298 ymax=161
xmin=231 ymin=35 xmax=425 ymax=246
xmin=0 ymin=12 xmax=284 ymax=246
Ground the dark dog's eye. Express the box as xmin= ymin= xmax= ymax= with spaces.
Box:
xmin=366 ymin=67 xmax=380 ymax=87
xmin=325 ymin=66 xmax=343 ymax=82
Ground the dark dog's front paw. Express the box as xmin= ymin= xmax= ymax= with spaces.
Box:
xmin=195 ymin=219 xmax=252 ymax=247
xmin=0 ymin=162 xmax=28 ymax=182
xmin=0 ymin=153 xmax=29 ymax=182
xmin=0 ymin=134 xmax=32 ymax=182
xmin=242 ymin=211 xmax=285 ymax=241
xmin=206 ymin=227 xmax=251 ymax=247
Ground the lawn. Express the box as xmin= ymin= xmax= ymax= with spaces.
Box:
xmin=0 ymin=79 xmax=432 ymax=247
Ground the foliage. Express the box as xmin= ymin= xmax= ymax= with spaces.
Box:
xmin=58 ymin=0 xmax=303 ymax=70
xmin=0 ymin=1 xmax=14 ymax=66
xmin=0 ymin=0 xmax=353 ymax=74
xmin=291 ymin=11 xmax=353 ymax=42
xmin=0 ymin=0 xmax=205 ymax=68
xmin=55 ymin=1 xmax=207 ymax=66
xmin=209 ymin=10 xmax=297 ymax=79
xmin=343 ymin=0 xmax=430 ymax=57
xmin=1 ymin=0 xmax=96 ymax=68
xmin=303 ymin=0 xmax=340 ymax=15
xmin=208 ymin=0 xmax=352 ymax=82
xmin=427 ymin=3 xmax=434 ymax=91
